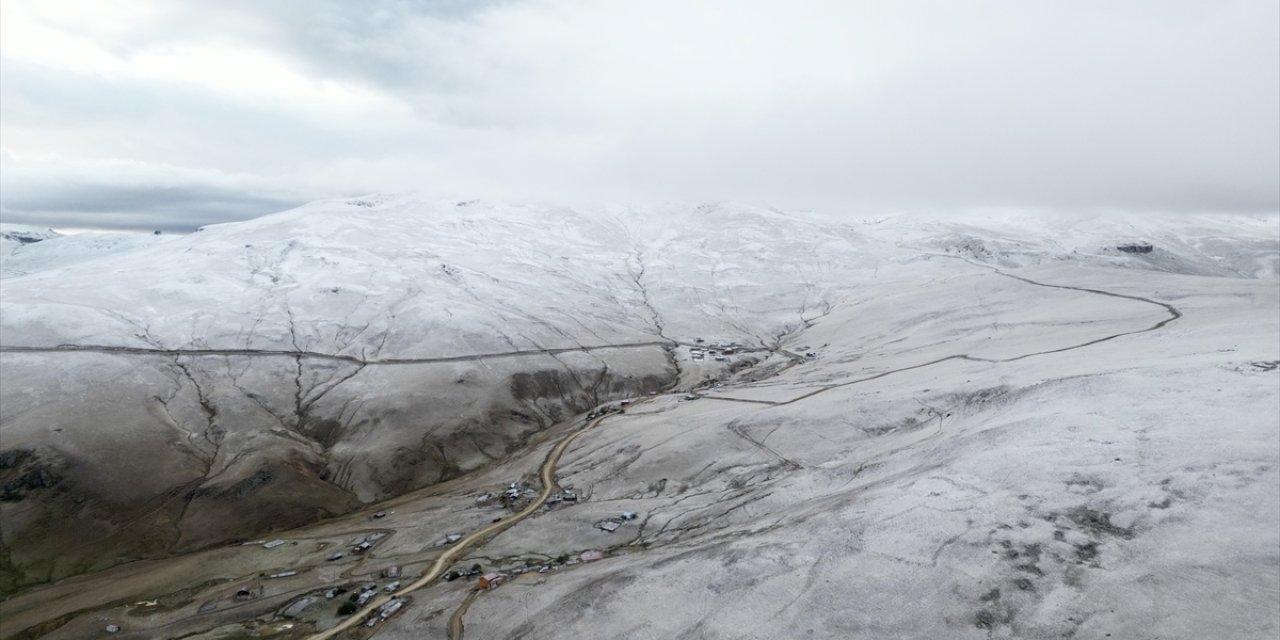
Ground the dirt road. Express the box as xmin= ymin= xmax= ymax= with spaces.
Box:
xmin=306 ymin=407 xmax=619 ymax=639
xmin=446 ymin=590 xmax=481 ymax=640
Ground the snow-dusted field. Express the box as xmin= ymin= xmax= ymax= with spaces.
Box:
xmin=0 ymin=199 xmax=1276 ymax=639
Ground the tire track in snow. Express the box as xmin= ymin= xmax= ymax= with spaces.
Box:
xmin=699 ymin=266 xmax=1183 ymax=407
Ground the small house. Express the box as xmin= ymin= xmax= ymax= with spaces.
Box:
xmin=282 ymin=596 xmax=317 ymax=619
xmin=380 ymin=599 xmax=404 ymax=618
xmin=478 ymin=573 xmax=504 ymax=590
xmin=1117 ymin=242 xmax=1154 ymax=254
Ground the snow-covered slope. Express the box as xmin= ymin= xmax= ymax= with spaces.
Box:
xmin=884 ymin=210 xmax=1280 ymax=278
xmin=0 ymin=224 xmax=176 ymax=280
xmin=0 ymin=224 xmax=60 ymax=276
xmin=0 ymin=223 xmax=60 ymax=245
xmin=0 ymin=198 xmax=1276 ymax=639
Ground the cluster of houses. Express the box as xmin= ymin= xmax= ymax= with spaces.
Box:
xmin=688 ymin=338 xmax=742 ymax=363
xmin=268 ymin=578 xmax=409 ymax=628
xmin=468 ymin=547 xmax=613 ymax=592
xmin=241 ymin=556 xmax=408 ymax=625
xmin=347 ymin=580 xmax=402 ymax=606
xmin=330 ymin=584 xmax=406 ymax=628
xmin=503 ymin=481 xmax=527 ymax=501
xmin=483 ymin=480 xmax=538 ymax=509
xmin=239 ymin=404 xmax=660 ymax=631
xmin=586 ymin=403 xmax=627 ymax=419
xmin=441 ymin=563 xmax=485 ymax=582
xmin=245 ymin=505 xmax=641 ymax=629
xmin=545 ymin=487 xmax=579 ymax=506
xmin=481 ymin=480 xmax=583 ymax=513
xmin=257 ymin=531 xmax=389 ymax=567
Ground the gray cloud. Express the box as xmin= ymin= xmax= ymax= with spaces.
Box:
xmin=0 ymin=155 xmax=306 ymax=230
xmin=1 ymin=0 xmax=1276 ymax=231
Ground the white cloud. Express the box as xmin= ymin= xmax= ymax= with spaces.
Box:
xmin=1 ymin=0 xmax=1276 ymax=229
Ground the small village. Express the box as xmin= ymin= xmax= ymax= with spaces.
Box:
xmin=82 ymin=336 xmax=795 ymax=637
xmin=130 ymin=399 xmax=664 ymax=636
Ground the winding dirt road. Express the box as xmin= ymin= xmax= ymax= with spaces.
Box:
xmin=306 ymin=406 xmax=621 ymax=639
xmin=446 ymin=590 xmax=481 ymax=640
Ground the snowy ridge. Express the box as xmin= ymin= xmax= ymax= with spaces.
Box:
xmin=0 ymin=224 xmax=176 ymax=280
xmin=0 ymin=199 xmax=1276 ymax=639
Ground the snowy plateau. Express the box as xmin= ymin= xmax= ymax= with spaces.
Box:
xmin=0 ymin=198 xmax=1277 ymax=639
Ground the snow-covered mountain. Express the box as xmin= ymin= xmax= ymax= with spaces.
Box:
xmin=0 ymin=223 xmax=176 ymax=280
xmin=0 ymin=224 xmax=61 ymax=276
xmin=1 ymin=199 xmax=1277 ymax=639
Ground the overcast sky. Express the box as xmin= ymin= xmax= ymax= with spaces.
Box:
xmin=1 ymin=0 xmax=1277 ymax=231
